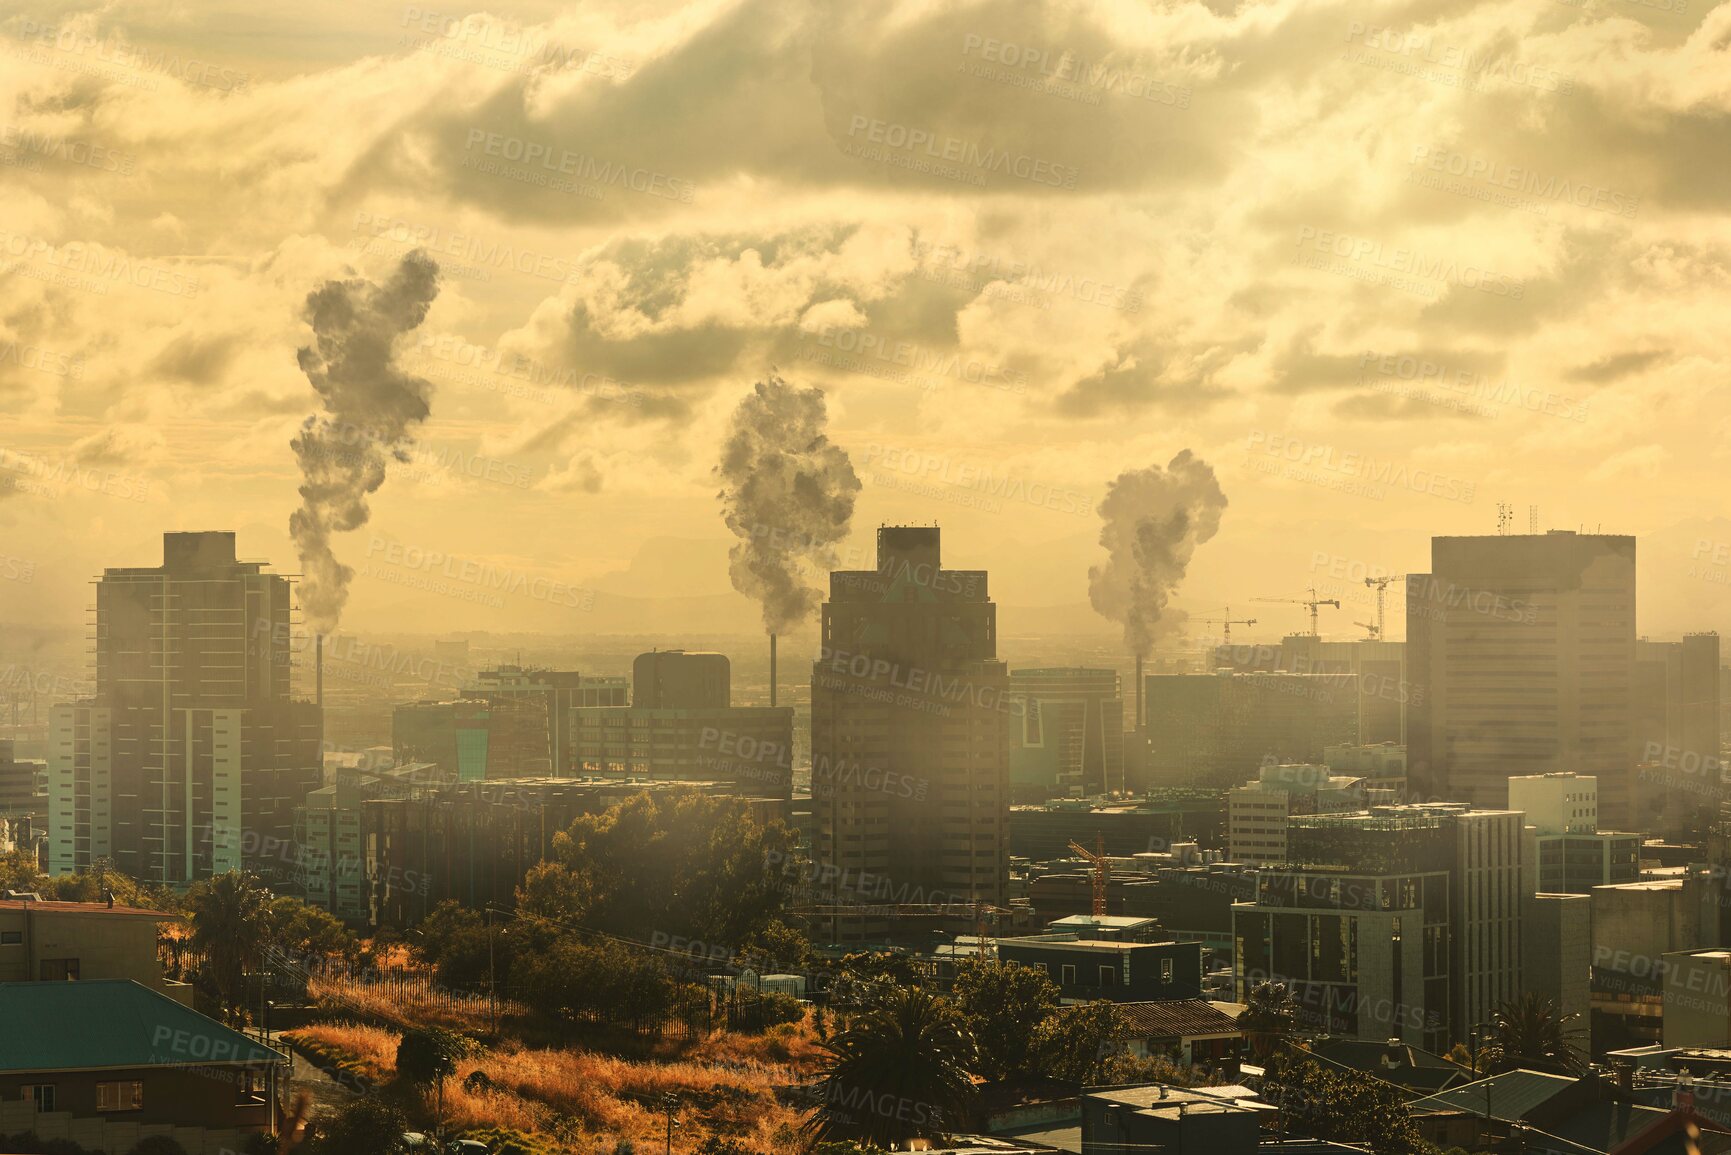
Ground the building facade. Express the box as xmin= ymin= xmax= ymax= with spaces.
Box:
xmin=1004 ymin=667 xmax=1125 ymax=799
xmin=1407 ymin=531 xmax=1637 ymax=824
xmin=48 ymin=533 xmax=321 ymax=886
xmin=809 ymin=527 xmax=1010 ymax=942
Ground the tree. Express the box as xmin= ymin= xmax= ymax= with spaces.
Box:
xmin=535 ymin=789 xmax=798 ymax=946
xmin=186 ymin=871 xmax=271 ymax=1023
xmin=265 ymin=896 xmax=361 ymax=963
xmin=807 ymin=987 xmax=979 ymax=1148
xmin=310 ymin=1095 xmax=410 ymax=1155
xmin=950 ymin=959 xmax=1059 ymax=1081
xmin=1240 ymin=981 xmax=1299 ymax=1060
xmin=1268 ymin=1055 xmax=1425 ymax=1155
xmin=1032 ymin=1002 xmax=1129 ymax=1084
xmin=509 ymin=935 xmax=674 ymax=1029
xmin=408 ymin=900 xmax=508 ymax=991
xmin=396 ymin=1027 xmax=474 ymax=1138
xmin=1481 ymin=992 xmax=1587 ymax=1075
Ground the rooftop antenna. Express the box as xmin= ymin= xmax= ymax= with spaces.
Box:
xmin=1496 ymin=503 xmax=1513 ymax=535
xmin=1528 ymin=505 xmax=1538 ymax=534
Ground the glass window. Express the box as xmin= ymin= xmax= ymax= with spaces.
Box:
xmin=0 ymin=931 xmax=21 ymax=945
xmin=22 ymin=1085 xmax=54 ymax=1112
xmin=96 ymin=1081 xmax=143 ymax=1112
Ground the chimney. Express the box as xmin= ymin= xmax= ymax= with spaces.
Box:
xmin=1135 ymin=655 xmax=1145 ymax=730
xmin=316 ymin=634 xmax=325 ymax=710
xmin=769 ymin=633 xmax=778 ymax=708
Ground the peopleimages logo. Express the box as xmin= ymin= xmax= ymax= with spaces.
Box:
xmin=844 ymin=116 xmax=1079 ymax=189
xmin=1295 ymin=226 xmax=1525 ymax=298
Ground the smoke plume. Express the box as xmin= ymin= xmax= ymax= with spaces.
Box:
xmin=716 ymin=373 xmax=861 ymax=634
xmin=289 ymin=251 xmax=442 ymax=636
xmin=1089 ymin=450 xmax=1228 ymax=658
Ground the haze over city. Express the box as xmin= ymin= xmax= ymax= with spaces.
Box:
xmin=3 ymin=2 xmax=1731 ymax=1155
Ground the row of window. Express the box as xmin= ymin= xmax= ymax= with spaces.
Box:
xmin=22 ymin=1081 xmax=142 ymax=1112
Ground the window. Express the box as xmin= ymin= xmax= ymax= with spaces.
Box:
xmin=1061 ymin=964 xmax=1076 ymax=985
xmin=96 ymin=1081 xmax=143 ymax=1112
xmin=236 ymin=1069 xmax=266 ymax=1103
xmin=1161 ymin=958 xmax=1175 ymax=982
xmin=0 ymin=931 xmax=20 ymax=945
xmin=1099 ymin=965 xmax=1115 ymax=987
xmin=22 ymin=1085 xmax=54 ymax=1112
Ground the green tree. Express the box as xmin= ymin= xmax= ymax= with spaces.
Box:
xmin=1240 ymin=980 xmax=1299 ymax=1061
xmin=186 ymin=871 xmax=271 ymax=1023
xmin=1481 ymin=992 xmax=1587 ymax=1075
xmin=509 ymin=935 xmax=673 ymax=1029
xmin=266 ymin=896 xmax=360 ymax=962
xmin=409 ymin=900 xmax=508 ymax=991
xmin=1032 ymin=1001 xmax=1129 ymax=1084
xmin=1269 ymin=1056 xmax=1424 ymax=1155
xmin=310 ymin=1095 xmax=411 ymax=1155
xmin=537 ymin=789 xmax=797 ymax=946
xmin=950 ymin=959 xmax=1058 ymax=1081
xmin=807 ymin=987 xmax=979 ymax=1148
xmin=396 ymin=1027 xmax=474 ymax=1138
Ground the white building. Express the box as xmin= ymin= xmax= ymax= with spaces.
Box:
xmin=1226 ymin=762 xmax=1365 ymax=866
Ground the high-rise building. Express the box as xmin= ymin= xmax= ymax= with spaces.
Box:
xmin=1232 ymin=802 xmax=1523 ymax=1049
xmin=1407 ymin=531 xmax=1637 ymax=826
xmin=0 ymin=739 xmax=45 ymax=818
xmin=1634 ymin=634 xmax=1723 ymax=839
xmin=461 ymin=666 xmax=627 ymax=775
xmin=48 ymin=532 xmax=322 ymax=886
xmin=1216 ymin=636 xmax=1408 ymax=746
xmin=1004 ymin=668 xmax=1125 ymax=799
xmin=809 ymin=526 xmax=1009 ymax=942
xmin=1508 ymin=772 xmax=1639 ymax=896
xmin=632 ymin=651 xmax=730 ymax=710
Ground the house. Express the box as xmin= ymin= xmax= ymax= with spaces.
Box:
xmin=0 ymin=978 xmax=287 ymax=1147
xmin=1107 ymin=999 xmax=1244 ymax=1065
xmin=995 ymin=938 xmax=1202 ymax=1002
xmin=0 ymin=894 xmax=190 ymax=1003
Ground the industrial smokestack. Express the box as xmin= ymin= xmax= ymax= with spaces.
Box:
xmin=316 ymin=634 xmax=324 ymax=710
xmin=1135 ymin=654 xmax=1144 ymax=731
xmin=769 ymin=632 xmax=778 ymax=707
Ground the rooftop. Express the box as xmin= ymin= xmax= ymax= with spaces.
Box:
xmin=0 ymin=898 xmax=175 ymax=919
xmin=0 ymin=980 xmax=285 ymax=1072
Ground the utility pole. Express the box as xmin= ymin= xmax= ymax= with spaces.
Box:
xmin=662 ymin=1093 xmax=678 ymax=1155
xmin=487 ymin=906 xmax=497 ymax=1034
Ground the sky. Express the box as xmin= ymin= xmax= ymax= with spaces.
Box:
xmin=1 ymin=0 xmax=1729 ymax=648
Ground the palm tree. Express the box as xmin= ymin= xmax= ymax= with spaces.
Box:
xmin=806 ymin=987 xmax=979 ymax=1147
xmin=1240 ymin=981 xmax=1300 ymax=1060
xmin=1481 ymin=992 xmax=1586 ymax=1075
xmin=186 ymin=870 xmax=271 ymax=1024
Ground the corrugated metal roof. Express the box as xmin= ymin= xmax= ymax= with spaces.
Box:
xmin=1410 ymin=1069 xmax=1577 ymax=1120
xmin=0 ymin=980 xmax=285 ymax=1071
xmin=1110 ymin=999 xmax=1242 ymax=1038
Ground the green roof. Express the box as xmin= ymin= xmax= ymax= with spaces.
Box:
xmin=0 ymin=980 xmax=286 ymax=1072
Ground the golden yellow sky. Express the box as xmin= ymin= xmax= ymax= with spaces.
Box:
xmin=1 ymin=0 xmax=1728 ymax=645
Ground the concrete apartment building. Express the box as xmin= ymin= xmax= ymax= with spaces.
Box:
xmin=809 ymin=526 xmax=1009 ymax=942
xmin=1406 ymin=531 xmax=1637 ymax=826
xmin=49 ymin=532 xmax=321 ymax=887
xmin=1004 ymin=667 xmax=1125 ymax=799
xmin=1226 ymin=761 xmax=1366 ymax=866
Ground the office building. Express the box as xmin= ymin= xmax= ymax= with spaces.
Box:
xmin=809 ymin=526 xmax=1010 ymax=942
xmin=1591 ymin=873 xmax=1716 ymax=1052
xmin=1510 ymin=773 xmax=1640 ymax=895
xmin=1141 ymin=671 xmax=1359 ymax=788
xmin=1324 ymin=742 xmax=1408 ymax=794
xmin=1634 ymin=635 xmax=1724 ymax=839
xmin=48 ymin=532 xmax=321 ymax=886
xmin=0 ymin=739 xmax=45 ymax=817
xmin=296 ymin=773 xmax=378 ymax=922
xmin=1407 ymin=531 xmax=1637 ymax=825
xmin=1232 ymin=803 xmax=1523 ymax=1050
xmin=392 ymin=698 xmax=493 ymax=781
xmin=1004 ymin=667 xmax=1125 ymax=799
xmin=1009 ymin=793 xmax=1224 ymax=861
xmin=1522 ymin=893 xmax=1591 ymax=1036
xmin=1217 ymin=636 xmax=1408 ymax=746
xmin=996 ymin=937 xmax=1203 ymax=1002
xmin=572 ymin=650 xmax=794 ymax=799
xmin=462 ymin=665 xmax=628 ymax=775
xmin=1226 ymin=761 xmax=1366 ymax=866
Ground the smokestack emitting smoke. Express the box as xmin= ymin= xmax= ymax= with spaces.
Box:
xmin=1089 ymin=451 xmax=1229 ymax=716
xmin=289 ymin=251 xmax=442 ymax=637
xmin=716 ymin=373 xmax=861 ymax=702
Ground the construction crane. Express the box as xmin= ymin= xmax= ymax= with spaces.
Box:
xmin=1193 ymin=606 xmax=1258 ymax=647
xmin=1362 ymin=575 xmax=1407 ymax=642
xmin=1068 ymin=835 xmax=1109 ymax=917
xmin=1253 ymin=589 xmax=1341 ymax=638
